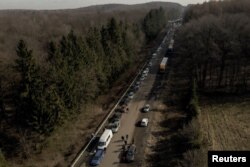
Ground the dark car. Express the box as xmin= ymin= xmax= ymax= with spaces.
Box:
xmin=90 ymin=149 xmax=105 ymax=166
xmin=130 ymin=85 xmax=139 ymax=92
xmin=135 ymin=81 xmax=141 ymax=87
xmin=109 ymin=112 xmax=122 ymax=122
xmin=115 ymin=107 xmax=125 ymax=113
xmin=119 ymin=97 xmax=130 ymax=106
xmin=125 ymin=144 xmax=136 ymax=162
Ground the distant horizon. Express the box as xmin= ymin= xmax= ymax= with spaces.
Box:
xmin=0 ymin=0 xmax=207 ymax=10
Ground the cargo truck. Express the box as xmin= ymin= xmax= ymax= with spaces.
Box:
xmin=159 ymin=57 xmax=168 ymax=73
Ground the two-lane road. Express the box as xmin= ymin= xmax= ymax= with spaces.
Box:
xmin=99 ymin=52 xmax=164 ymax=167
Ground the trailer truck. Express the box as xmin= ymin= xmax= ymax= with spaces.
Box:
xmin=159 ymin=57 xmax=168 ymax=73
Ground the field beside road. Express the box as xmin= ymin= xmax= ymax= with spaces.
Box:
xmin=200 ymin=96 xmax=250 ymax=151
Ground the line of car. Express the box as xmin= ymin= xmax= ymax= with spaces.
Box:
xmin=88 ymin=25 xmax=176 ymax=166
xmin=76 ymin=21 xmax=178 ymax=167
xmin=89 ymin=62 xmax=153 ymax=166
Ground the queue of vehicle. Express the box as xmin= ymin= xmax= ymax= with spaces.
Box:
xmin=88 ymin=23 xmax=176 ymax=166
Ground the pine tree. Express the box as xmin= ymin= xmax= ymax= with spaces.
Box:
xmin=15 ymin=40 xmax=43 ymax=126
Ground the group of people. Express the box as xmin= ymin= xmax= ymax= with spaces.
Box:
xmin=121 ymin=104 xmax=129 ymax=113
xmin=121 ymin=134 xmax=135 ymax=151
xmin=121 ymin=134 xmax=129 ymax=144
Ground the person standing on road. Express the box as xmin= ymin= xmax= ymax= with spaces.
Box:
xmin=126 ymin=134 xmax=129 ymax=140
xmin=132 ymin=138 xmax=135 ymax=144
xmin=121 ymin=136 xmax=124 ymax=141
xmin=122 ymin=145 xmax=125 ymax=151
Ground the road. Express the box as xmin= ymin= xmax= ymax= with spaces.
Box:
xmin=72 ymin=23 xmax=175 ymax=167
xmin=99 ymin=40 xmax=167 ymax=167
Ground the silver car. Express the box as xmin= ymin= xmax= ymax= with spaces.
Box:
xmin=143 ymin=104 xmax=150 ymax=112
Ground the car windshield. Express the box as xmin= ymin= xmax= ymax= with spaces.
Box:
xmin=109 ymin=123 xmax=118 ymax=128
xmin=127 ymin=151 xmax=134 ymax=156
xmin=93 ymin=155 xmax=99 ymax=160
xmin=107 ymin=124 xmax=114 ymax=128
xmin=98 ymin=142 xmax=105 ymax=146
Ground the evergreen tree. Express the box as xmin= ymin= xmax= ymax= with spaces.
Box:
xmin=142 ymin=7 xmax=166 ymax=41
xmin=15 ymin=40 xmax=43 ymax=126
xmin=15 ymin=40 xmax=58 ymax=133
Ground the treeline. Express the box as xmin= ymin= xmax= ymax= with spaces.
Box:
xmin=183 ymin=0 xmax=250 ymax=23
xmin=176 ymin=0 xmax=250 ymax=93
xmin=167 ymin=0 xmax=250 ymax=166
xmin=0 ymin=7 xmax=170 ymax=135
xmin=142 ymin=7 xmax=167 ymax=41
xmin=12 ymin=18 xmax=141 ymax=134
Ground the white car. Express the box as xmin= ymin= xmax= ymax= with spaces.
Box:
xmin=128 ymin=92 xmax=134 ymax=99
xmin=152 ymin=53 xmax=157 ymax=58
xmin=143 ymin=104 xmax=150 ymax=112
xmin=140 ymin=76 xmax=145 ymax=81
xmin=142 ymin=72 xmax=148 ymax=77
xmin=107 ymin=121 xmax=120 ymax=133
xmin=135 ymin=81 xmax=140 ymax=86
xmin=141 ymin=118 xmax=149 ymax=127
xmin=157 ymin=47 xmax=161 ymax=52
xmin=142 ymin=70 xmax=148 ymax=75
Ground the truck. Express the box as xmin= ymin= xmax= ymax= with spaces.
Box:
xmin=167 ymin=39 xmax=174 ymax=56
xmin=159 ymin=57 xmax=168 ymax=73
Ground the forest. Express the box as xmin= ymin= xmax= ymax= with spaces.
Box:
xmin=0 ymin=5 xmax=175 ymax=166
xmin=167 ymin=0 xmax=250 ymax=166
xmin=176 ymin=0 xmax=250 ymax=93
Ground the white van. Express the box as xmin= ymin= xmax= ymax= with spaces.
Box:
xmin=97 ymin=129 xmax=113 ymax=150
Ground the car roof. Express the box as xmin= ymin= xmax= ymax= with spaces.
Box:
xmin=142 ymin=118 xmax=148 ymax=122
xmin=128 ymin=144 xmax=136 ymax=151
xmin=99 ymin=129 xmax=112 ymax=142
xmin=110 ymin=120 xmax=119 ymax=124
xmin=95 ymin=149 xmax=104 ymax=156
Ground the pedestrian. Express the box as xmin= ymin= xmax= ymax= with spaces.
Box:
xmin=122 ymin=145 xmax=125 ymax=151
xmin=126 ymin=107 xmax=129 ymax=112
xmin=121 ymin=136 xmax=124 ymax=141
xmin=126 ymin=134 xmax=129 ymax=140
xmin=132 ymin=138 xmax=135 ymax=144
xmin=124 ymin=140 xmax=127 ymax=145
